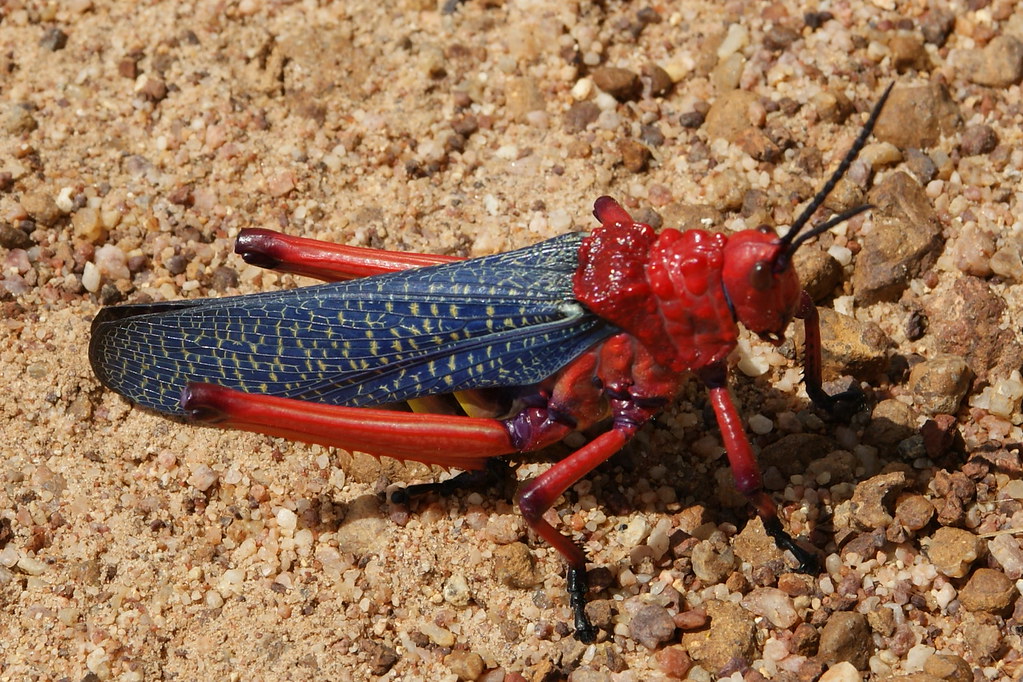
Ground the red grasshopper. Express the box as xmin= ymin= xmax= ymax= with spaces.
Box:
xmin=90 ymin=85 xmax=892 ymax=642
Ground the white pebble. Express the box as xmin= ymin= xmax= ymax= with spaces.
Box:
xmin=618 ymin=516 xmax=650 ymax=547
xmin=55 ymin=186 xmax=75 ymax=213
xmin=933 ymin=581 xmax=956 ymax=609
xmin=819 ymin=661 xmax=860 ymax=682
xmin=17 ymin=555 xmax=47 ymax=575
xmin=276 ymin=507 xmax=298 ymax=533
xmin=571 ymin=78 xmax=593 ymax=100
xmin=741 ymin=587 xmax=798 ymax=628
xmin=495 ymin=144 xmax=518 ymax=160
xmin=904 ymin=644 xmax=935 ymax=672
xmin=205 ymin=590 xmax=225 ymax=609
xmin=717 ymin=23 xmax=749 ymax=59
xmin=594 ymin=92 xmax=618 ymax=111
xmin=81 ymin=261 xmax=101 ymax=293
xmin=828 ymin=244 xmax=853 ymax=267
xmin=187 ymin=465 xmax=219 ymax=492
xmin=748 ymin=414 xmax=773 ymax=435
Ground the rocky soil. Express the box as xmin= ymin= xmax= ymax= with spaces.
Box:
xmin=1 ymin=0 xmax=1022 ymax=680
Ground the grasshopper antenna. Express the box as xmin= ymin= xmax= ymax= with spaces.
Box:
xmin=773 ymin=82 xmax=894 ymax=272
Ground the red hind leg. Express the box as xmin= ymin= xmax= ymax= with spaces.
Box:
xmin=181 ymin=383 xmax=514 ymax=469
xmin=234 ymin=228 xmax=462 ymax=282
xmin=517 ymin=425 xmax=636 ymax=643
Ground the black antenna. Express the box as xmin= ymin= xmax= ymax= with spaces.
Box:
xmin=774 ymin=82 xmax=894 ymax=272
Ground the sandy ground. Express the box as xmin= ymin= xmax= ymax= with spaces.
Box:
xmin=2 ymin=1 xmax=1023 ymax=680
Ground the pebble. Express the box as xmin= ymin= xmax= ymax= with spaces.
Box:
xmin=988 ymin=534 xmax=1023 ymax=580
xmin=740 ymin=587 xmax=797 ymax=629
xmin=716 ymin=23 xmax=748 ymax=59
xmin=859 ymin=141 xmax=902 ymax=169
xmin=619 ymin=139 xmax=651 ymax=173
xmin=690 ymin=540 xmax=734 ymax=583
xmin=16 ymin=554 xmax=47 ymax=576
xmin=704 ymin=168 xmax=748 ymax=212
xmin=817 ymin=611 xmax=871 ymax=670
xmin=493 ymin=542 xmax=540 ymax=589
xmin=275 ymin=507 xmax=297 ymax=533
xmin=850 ymin=471 xmax=907 ymax=530
xmin=903 ymin=149 xmax=937 ymax=184
xmin=959 ymin=124 xmax=998 ymax=156
xmin=990 ymin=245 xmax=1023 ymax=282
xmin=73 ymin=207 xmax=106 ymax=243
xmin=710 ymin=53 xmax=744 ymax=92
xmin=925 ymin=277 xmax=1023 ymax=382
xmin=40 ymin=27 xmax=69 ymax=51
xmin=867 ymin=606 xmax=895 ymax=637
xmin=136 ymin=76 xmax=168 ymax=102
xmin=962 ymin=617 xmax=1001 ymax=661
xmin=764 ymin=25 xmax=799 ymax=51
xmin=680 ymin=600 xmax=756 ymax=672
xmin=442 ymin=574 xmax=471 ymax=607
xmin=818 ymin=661 xmax=861 ymax=682
xmin=590 ymin=66 xmax=641 ymax=101
xmin=952 ymin=224 xmax=996 ymax=277
xmin=367 ymin=642 xmax=398 ymax=676
xmin=854 ymin=171 xmax=944 ymax=304
xmin=921 ymin=10 xmax=955 ymax=46
xmin=806 ymin=449 xmax=857 ymax=486
xmin=889 ymin=33 xmax=930 ymax=72
xmin=923 ymin=653 xmax=975 ymax=682
xmin=21 ymin=190 xmax=63 ymax=227
xmin=927 ymin=526 xmax=983 ymax=578
xmin=907 ymin=355 xmax=972 ymax=416
xmin=444 ymin=650 xmax=484 ymax=680
xmin=3 ymin=103 xmax=38 ymax=135
xmin=420 ymin=621 xmax=455 ymax=648
xmin=640 ymin=63 xmax=673 ymax=98
xmin=703 ymin=89 xmax=758 ymax=144
xmin=333 ymin=496 xmax=389 ymax=556
xmin=790 ymin=622 xmax=820 ymax=657
xmin=629 ymin=603 xmax=677 ymax=649
xmin=94 ymin=243 xmax=131 ymax=283
xmin=872 ymin=84 xmax=960 ymax=150
xmin=654 ymin=645 xmax=693 ymax=678
xmin=956 ymin=35 xmax=1023 ymax=88
xmin=816 ymin=308 xmax=891 ymax=382
xmin=893 ymin=494 xmax=934 ymax=532
xmin=673 ymin=607 xmax=708 ymax=630
xmin=0 ymin=223 xmax=32 ymax=249
xmin=932 ymin=470 xmax=977 ymax=527
xmin=958 ymin=568 xmax=1016 ymax=614
xmin=564 ymin=101 xmax=600 ymax=132
xmin=188 ymin=465 xmax=219 ymax=492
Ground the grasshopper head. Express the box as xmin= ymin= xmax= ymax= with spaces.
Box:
xmin=721 ymin=229 xmax=800 ymax=345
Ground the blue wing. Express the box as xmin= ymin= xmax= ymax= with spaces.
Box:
xmin=90 ymin=232 xmax=617 ymax=415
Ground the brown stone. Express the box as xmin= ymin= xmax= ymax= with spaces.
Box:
xmin=854 ymin=172 xmax=944 ymax=304
xmin=873 ymin=84 xmax=960 ymax=149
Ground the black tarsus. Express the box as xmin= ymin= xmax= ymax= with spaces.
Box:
xmin=763 ymin=516 xmax=819 ymax=574
xmin=567 ymin=566 xmax=597 ymax=643
xmin=774 ymin=82 xmax=895 ymax=272
xmin=388 ymin=459 xmax=511 ymax=505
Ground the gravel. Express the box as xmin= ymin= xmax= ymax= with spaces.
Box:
xmin=2 ymin=1 xmax=1023 ymax=680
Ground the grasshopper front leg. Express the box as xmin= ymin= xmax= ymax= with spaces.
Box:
xmin=796 ymin=291 xmax=866 ymax=418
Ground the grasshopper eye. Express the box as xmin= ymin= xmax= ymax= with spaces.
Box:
xmin=750 ymin=260 xmax=773 ymax=291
